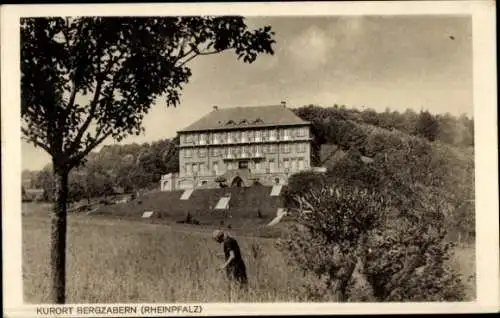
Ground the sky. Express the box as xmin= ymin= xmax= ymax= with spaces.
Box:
xmin=21 ymin=15 xmax=473 ymax=171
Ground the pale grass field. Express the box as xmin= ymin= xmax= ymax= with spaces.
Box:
xmin=23 ymin=214 xmax=311 ymax=303
xmin=21 ymin=203 xmax=476 ymax=303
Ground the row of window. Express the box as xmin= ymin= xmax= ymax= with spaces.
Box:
xmin=182 ymin=157 xmax=308 ymax=176
xmin=180 ymin=127 xmax=309 ymax=145
xmin=183 ymin=143 xmax=308 ymax=158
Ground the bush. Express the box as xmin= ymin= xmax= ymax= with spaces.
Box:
xmin=278 ymin=182 xmax=466 ymax=302
xmin=282 ymin=171 xmax=328 ymax=208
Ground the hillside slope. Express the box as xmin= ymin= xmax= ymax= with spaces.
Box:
xmin=94 ymin=185 xmax=286 ymax=227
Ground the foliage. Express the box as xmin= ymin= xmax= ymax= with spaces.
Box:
xmin=291 ymin=103 xmax=474 ymax=243
xmin=283 ymin=107 xmax=473 ymax=301
xmin=279 ymin=180 xmax=466 ymax=302
xmin=414 ymin=110 xmax=440 ymax=142
xmin=282 ymin=171 xmax=328 ymax=208
xmin=21 ymin=17 xmax=275 ymax=170
xmin=292 ymin=105 xmax=474 ymax=148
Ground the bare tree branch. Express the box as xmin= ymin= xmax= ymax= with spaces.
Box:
xmin=177 ymin=49 xmax=223 ymax=68
xmin=63 ymin=51 xmax=123 ymax=157
xmin=69 ymin=130 xmax=112 ymax=168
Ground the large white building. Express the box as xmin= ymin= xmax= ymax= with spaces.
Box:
xmin=161 ymin=102 xmax=313 ymax=191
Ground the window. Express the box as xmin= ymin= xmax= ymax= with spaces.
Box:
xmin=269 ymin=145 xmax=276 ymax=153
xmin=283 ymin=129 xmax=290 ymax=139
xmin=283 ymin=144 xmax=291 ymax=153
xmin=241 ymin=131 xmax=248 ymax=142
xmin=297 ymin=143 xmax=306 ymax=153
xmin=234 ymin=131 xmax=241 ymax=141
xmin=230 ymin=146 xmax=238 ymax=157
xmin=291 ymin=158 xmax=297 ymax=171
xmin=283 ymin=158 xmax=290 ymax=169
xmin=255 ymin=130 xmax=262 ymax=140
xmin=199 ymin=148 xmax=207 ymax=157
xmin=255 ymin=145 xmax=261 ymax=155
xmin=199 ymin=133 xmax=207 ymax=144
xmin=199 ymin=163 xmax=205 ymax=174
xmin=185 ymin=149 xmax=192 ymax=158
xmin=298 ymin=158 xmax=304 ymax=170
xmin=269 ymin=129 xmax=277 ymax=140
xmin=186 ymin=163 xmax=192 ymax=175
xmin=269 ymin=159 xmax=276 ymax=172
xmin=239 ymin=161 xmax=248 ymax=169
xmin=243 ymin=146 xmax=250 ymax=156
xmin=192 ymin=163 xmax=198 ymax=174
xmin=255 ymin=161 xmax=261 ymax=172
xmin=213 ymin=161 xmax=219 ymax=175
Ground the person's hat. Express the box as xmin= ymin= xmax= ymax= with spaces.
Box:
xmin=212 ymin=229 xmax=224 ymax=240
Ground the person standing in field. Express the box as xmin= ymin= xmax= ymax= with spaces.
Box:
xmin=212 ymin=230 xmax=248 ymax=289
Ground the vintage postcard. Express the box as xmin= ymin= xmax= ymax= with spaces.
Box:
xmin=2 ymin=1 xmax=498 ymax=317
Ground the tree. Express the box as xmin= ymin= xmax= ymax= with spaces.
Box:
xmin=414 ymin=110 xmax=440 ymax=142
xmin=279 ymin=180 xmax=465 ymax=302
xmin=21 ymin=16 xmax=275 ymax=303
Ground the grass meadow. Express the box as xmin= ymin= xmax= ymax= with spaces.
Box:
xmin=22 ymin=203 xmax=476 ymax=303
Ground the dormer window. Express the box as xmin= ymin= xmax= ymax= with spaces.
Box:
xmin=226 ymin=120 xmax=235 ymax=126
xmin=254 ymin=118 xmax=264 ymax=124
xmin=240 ymin=119 xmax=248 ymax=125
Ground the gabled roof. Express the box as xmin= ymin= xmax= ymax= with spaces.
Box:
xmin=178 ymin=105 xmax=310 ymax=133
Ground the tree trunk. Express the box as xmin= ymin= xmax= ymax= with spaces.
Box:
xmin=48 ymin=165 xmax=69 ymax=304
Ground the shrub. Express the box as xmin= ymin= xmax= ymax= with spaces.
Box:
xmin=282 ymin=171 xmax=328 ymax=208
xmin=278 ymin=182 xmax=466 ymax=302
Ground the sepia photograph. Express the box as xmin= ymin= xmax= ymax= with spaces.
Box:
xmin=2 ymin=1 xmax=498 ymax=316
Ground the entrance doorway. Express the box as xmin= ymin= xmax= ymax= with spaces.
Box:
xmin=231 ymin=176 xmax=244 ymax=187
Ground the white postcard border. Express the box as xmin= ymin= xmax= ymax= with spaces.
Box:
xmin=2 ymin=1 xmax=498 ymax=316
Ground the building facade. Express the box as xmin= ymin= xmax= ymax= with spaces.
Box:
xmin=161 ymin=102 xmax=313 ymax=191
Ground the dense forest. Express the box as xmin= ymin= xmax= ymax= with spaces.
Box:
xmin=23 ymin=105 xmax=474 ymax=213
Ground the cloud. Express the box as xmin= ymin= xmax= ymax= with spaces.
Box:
xmin=287 ymin=25 xmax=334 ymax=70
xmin=287 ymin=17 xmax=368 ymax=70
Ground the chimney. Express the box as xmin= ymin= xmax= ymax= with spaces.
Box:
xmin=213 ymin=105 xmax=218 ymax=111
xmin=280 ymin=101 xmax=286 ymax=108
